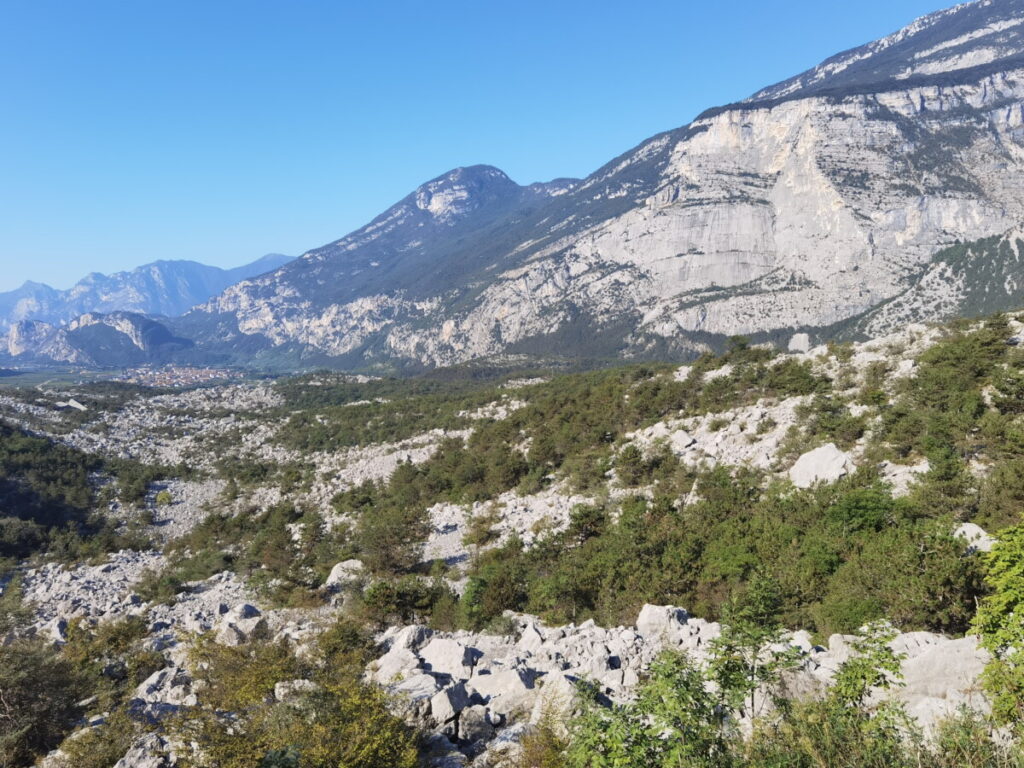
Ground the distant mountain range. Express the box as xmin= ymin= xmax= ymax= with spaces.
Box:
xmin=0 ymin=253 xmax=292 ymax=332
xmin=0 ymin=254 xmax=291 ymax=366
xmin=8 ymin=0 xmax=1024 ymax=370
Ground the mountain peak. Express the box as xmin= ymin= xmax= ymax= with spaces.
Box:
xmin=413 ymin=165 xmax=520 ymax=224
xmin=18 ymin=280 xmax=55 ymax=292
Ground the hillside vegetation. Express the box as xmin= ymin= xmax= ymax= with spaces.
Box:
xmin=5 ymin=313 xmax=1024 ymax=766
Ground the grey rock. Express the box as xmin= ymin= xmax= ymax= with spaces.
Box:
xmin=371 ymin=645 xmax=420 ymax=684
xmin=955 ymin=522 xmax=996 ymax=553
xmin=430 ymin=682 xmax=471 ymax=724
xmin=635 ymin=604 xmax=689 ymax=644
xmin=788 ymin=333 xmax=811 ymax=353
xmin=457 ymin=704 xmax=495 ymax=744
xmin=467 ymin=668 xmax=535 ymax=716
xmin=274 ymin=678 xmax=320 ymax=702
xmin=419 ymin=638 xmax=478 ymax=679
xmin=113 ymin=733 xmax=174 ymax=768
xmin=324 ymin=559 xmax=364 ymax=590
xmin=789 ymin=443 xmax=854 ymax=488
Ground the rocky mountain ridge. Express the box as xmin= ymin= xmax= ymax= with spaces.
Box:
xmin=161 ymin=0 xmax=1024 ymax=371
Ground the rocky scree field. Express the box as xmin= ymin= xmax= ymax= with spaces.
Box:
xmin=4 ymin=312 xmax=1024 ymax=765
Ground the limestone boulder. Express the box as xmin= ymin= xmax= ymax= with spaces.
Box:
xmin=955 ymin=522 xmax=996 ymax=553
xmin=789 ymin=443 xmax=854 ymax=488
xmin=274 ymin=678 xmax=320 ymax=702
xmin=635 ymin=604 xmax=689 ymax=645
xmin=324 ymin=559 xmax=364 ymax=590
xmin=371 ymin=645 xmax=420 ymax=684
xmin=468 ymin=668 xmax=536 ymax=716
xmin=419 ymin=638 xmax=479 ymax=679
xmin=430 ymin=682 xmax=472 ymax=724
xmin=788 ymin=333 xmax=811 ymax=353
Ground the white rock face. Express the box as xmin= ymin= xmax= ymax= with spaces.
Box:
xmin=178 ymin=0 xmax=1024 ymax=370
xmin=198 ymin=79 xmax=1024 ymax=368
xmin=955 ymin=522 xmax=997 ymax=553
xmin=789 ymin=443 xmax=855 ymax=488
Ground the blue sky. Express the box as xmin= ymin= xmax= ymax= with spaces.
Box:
xmin=0 ymin=0 xmax=945 ymax=291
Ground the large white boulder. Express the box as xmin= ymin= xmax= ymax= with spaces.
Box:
xmin=419 ymin=638 xmax=478 ymax=679
xmin=430 ymin=682 xmax=472 ymax=724
xmin=895 ymin=636 xmax=990 ymax=731
xmin=879 ymin=459 xmax=930 ymax=497
xmin=788 ymin=333 xmax=811 ymax=353
xmin=516 ymin=621 xmax=546 ymax=653
xmin=371 ymin=645 xmax=420 ymax=684
xmin=388 ymin=624 xmax=433 ymax=652
xmin=392 ymin=672 xmax=441 ymax=704
xmin=468 ymin=668 xmax=535 ymax=716
xmin=955 ymin=522 xmax=996 ymax=553
xmin=899 ymin=636 xmax=988 ymax=699
xmin=324 ymin=559 xmax=364 ymax=590
xmin=635 ymin=604 xmax=689 ymax=644
xmin=789 ymin=443 xmax=854 ymax=488
xmin=529 ymin=672 xmax=579 ymax=725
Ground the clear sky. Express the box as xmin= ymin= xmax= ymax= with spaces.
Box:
xmin=0 ymin=0 xmax=946 ymax=291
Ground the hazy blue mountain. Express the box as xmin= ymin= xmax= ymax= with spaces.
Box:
xmin=0 ymin=253 xmax=293 ymax=332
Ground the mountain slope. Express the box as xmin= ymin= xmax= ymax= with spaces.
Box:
xmin=6 ymin=312 xmax=194 ymax=367
xmin=0 ymin=253 xmax=293 ymax=332
xmin=8 ymin=0 xmax=1010 ymax=370
xmin=748 ymin=0 xmax=1024 ymax=102
xmin=851 ymin=227 xmax=1024 ymax=335
xmin=176 ymin=0 xmax=1024 ymax=370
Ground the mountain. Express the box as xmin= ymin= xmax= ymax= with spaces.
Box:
xmin=23 ymin=0 xmax=1024 ymax=370
xmin=852 ymin=226 xmax=1024 ymax=336
xmin=6 ymin=313 xmax=194 ymax=367
xmin=170 ymin=0 xmax=1024 ymax=370
xmin=0 ymin=253 xmax=293 ymax=333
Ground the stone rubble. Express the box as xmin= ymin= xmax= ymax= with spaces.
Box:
xmin=365 ymin=604 xmax=989 ymax=766
xmin=422 ymin=485 xmax=593 ymax=579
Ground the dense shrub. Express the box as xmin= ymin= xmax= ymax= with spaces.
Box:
xmin=0 ymin=422 xmax=162 ymax=562
xmin=173 ymin=629 xmax=420 ymax=768
xmin=457 ymin=469 xmax=984 ymax=636
xmin=0 ymin=639 xmax=88 ymax=768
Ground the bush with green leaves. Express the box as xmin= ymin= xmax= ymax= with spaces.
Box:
xmin=457 ymin=468 xmax=983 ymax=636
xmin=0 ymin=638 xmax=88 ymax=768
xmin=0 ymin=421 xmax=164 ymax=563
xmin=972 ymin=522 xmax=1024 ymax=728
xmin=559 ymin=620 xmax=1021 ymax=768
xmin=171 ymin=625 xmax=419 ymax=768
